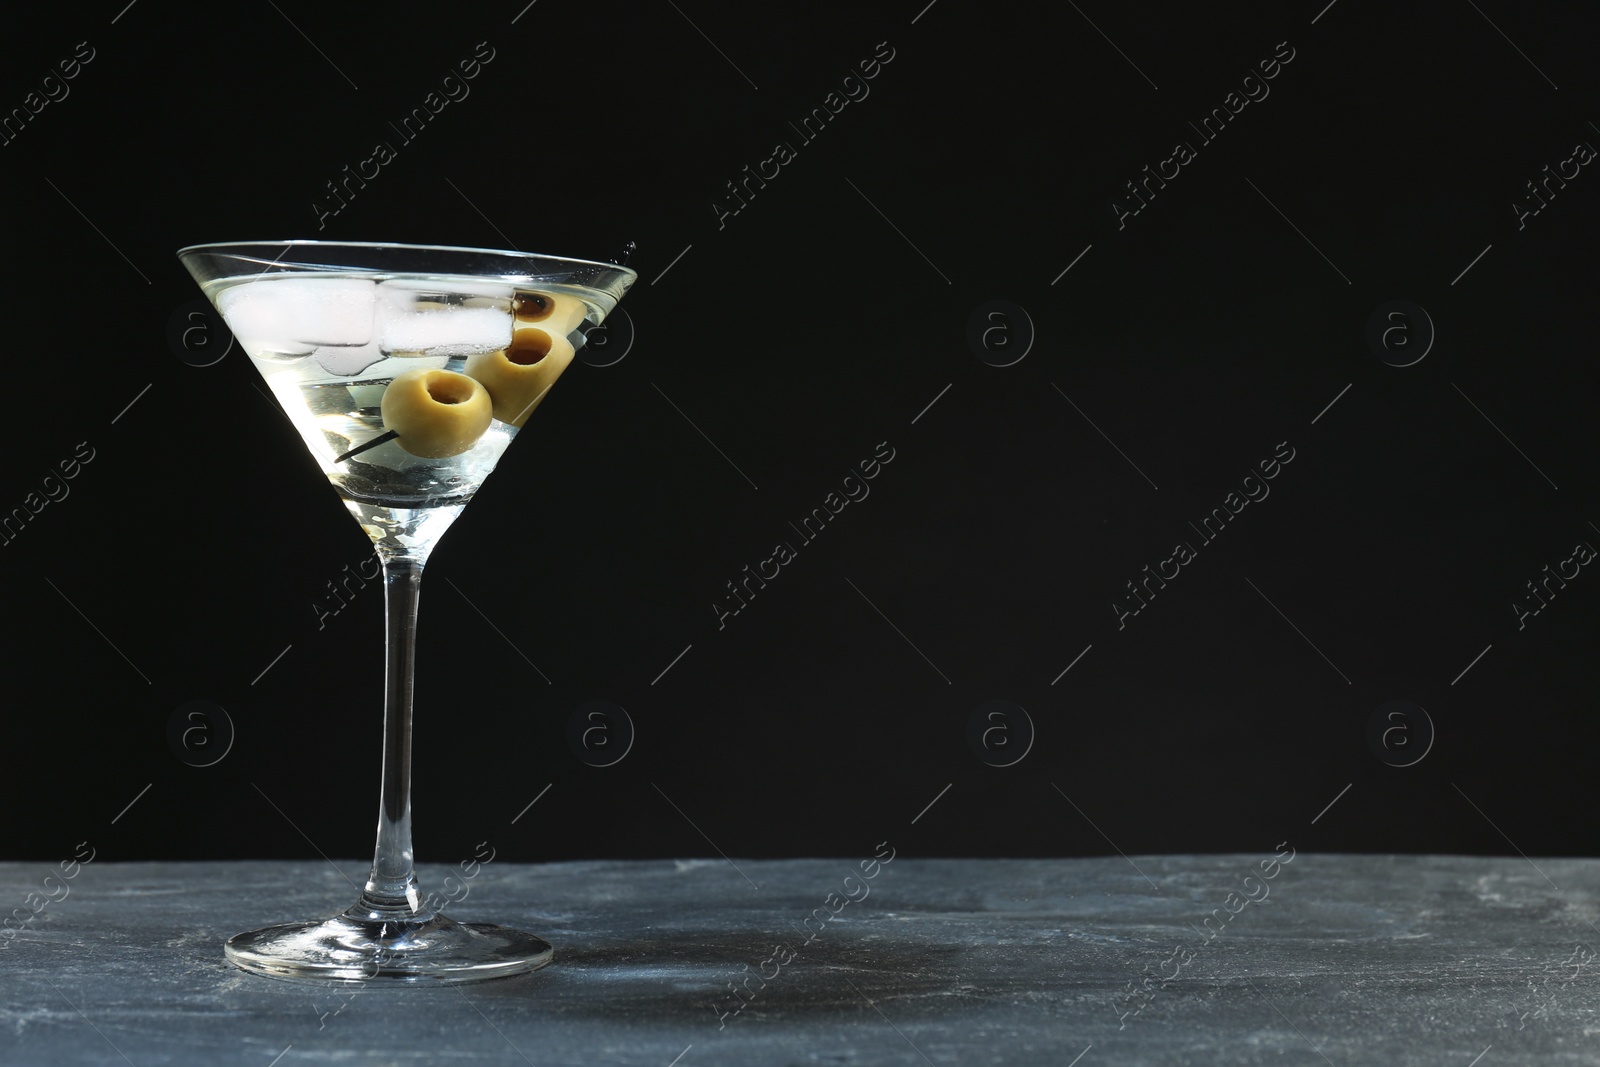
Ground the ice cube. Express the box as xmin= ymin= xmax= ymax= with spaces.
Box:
xmin=315 ymin=342 xmax=386 ymax=376
xmin=383 ymin=309 xmax=513 ymax=356
xmin=217 ymin=278 xmax=376 ymax=350
xmin=377 ymin=282 xmax=513 ymax=357
xmin=383 ymin=280 xmax=516 ymax=305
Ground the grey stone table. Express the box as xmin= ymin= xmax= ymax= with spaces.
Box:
xmin=2 ymin=856 xmax=1598 ymax=1066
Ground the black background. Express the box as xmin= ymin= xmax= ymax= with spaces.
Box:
xmin=1 ymin=0 xmax=1595 ymax=867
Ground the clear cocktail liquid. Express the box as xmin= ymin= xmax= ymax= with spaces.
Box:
xmin=208 ymin=273 xmax=595 ymax=552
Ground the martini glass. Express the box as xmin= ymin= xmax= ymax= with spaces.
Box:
xmin=178 ymin=241 xmax=635 ymax=982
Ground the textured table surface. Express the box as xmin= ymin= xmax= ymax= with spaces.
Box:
xmin=2 ymin=855 xmax=1598 ymax=1066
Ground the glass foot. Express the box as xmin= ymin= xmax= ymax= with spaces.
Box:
xmin=225 ymin=909 xmax=553 ymax=983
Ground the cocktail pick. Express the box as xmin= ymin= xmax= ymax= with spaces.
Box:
xmin=333 ymin=430 xmax=400 ymax=465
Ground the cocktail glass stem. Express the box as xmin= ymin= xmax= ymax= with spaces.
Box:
xmin=355 ymin=553 xmax=426 ymax=918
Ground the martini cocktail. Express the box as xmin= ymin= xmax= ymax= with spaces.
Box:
xmin=178 ymin=241 xmax=635 ymax=982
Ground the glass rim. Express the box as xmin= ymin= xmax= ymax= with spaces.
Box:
xmin=176 ymin=239 xmax=635 ymax=280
